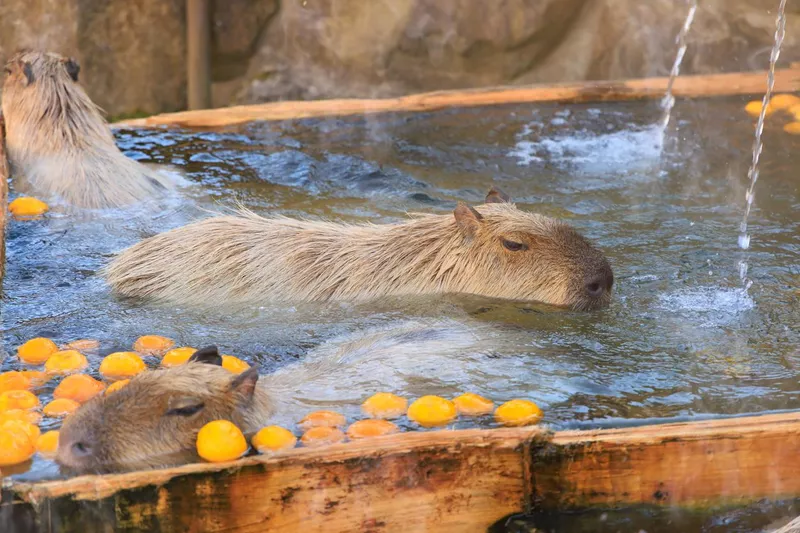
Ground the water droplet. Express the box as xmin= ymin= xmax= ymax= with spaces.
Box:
xmin=738 ymin=234 xmax=750 ymax=250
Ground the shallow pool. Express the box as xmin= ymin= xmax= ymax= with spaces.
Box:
xmin=2 ymin=96 xmax=798 ymax=481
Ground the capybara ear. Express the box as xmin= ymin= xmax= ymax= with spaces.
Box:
xmin=188 ymin=346 xmax=223 ymax=366
xmin=228 ymin=367 xmax=259 ymax=401
xmin=485 ymin=186 xmax=510 ymax=204
xmin=454 ymin=202 xmax=483 ymax=238
xmin=63 ymin=58 xmax=80 ymax=82
xmin=22 ymin=61 xmax=34 ymax=86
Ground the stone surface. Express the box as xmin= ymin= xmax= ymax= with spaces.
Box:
xmin=1 ymin=0 xmax=799 ymax=115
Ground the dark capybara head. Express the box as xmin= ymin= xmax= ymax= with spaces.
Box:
xmin=453 ymin=188 xmax=613 ymax=310
xmin=3 ymin=50 xmax=80 ymax=105
xmin=57 ymin=347 xmax=272 ymax=474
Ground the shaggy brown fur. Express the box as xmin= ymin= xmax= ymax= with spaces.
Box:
xmin=2 ymin=51 xmax=171 ymax=208
xmin=105 ymin=189 xmax=613 ymax=310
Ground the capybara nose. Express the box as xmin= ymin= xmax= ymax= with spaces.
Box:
xmin=585 ymin=268 xmax=614 ymax=299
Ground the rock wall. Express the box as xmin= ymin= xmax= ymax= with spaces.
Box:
xmin=1 ymin=0 xmax=799 ymax=117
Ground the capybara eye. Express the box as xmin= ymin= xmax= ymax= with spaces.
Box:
xmin=166 ymin=403 xmax=205 ymax=417
xmin=502 ymin=239 xmax=527 ymax=252
xmin=3 ymin=66 xmax=11 ymax=76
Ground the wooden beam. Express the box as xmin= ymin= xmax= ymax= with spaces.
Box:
xmin=115 ymin=66 xmax=800 ymax=129
xmin=186 ymin=0 xmax=211 ymax=110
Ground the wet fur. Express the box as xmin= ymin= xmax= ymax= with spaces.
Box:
xmin=2 ymin=51 xmax=171 ymax=208
xmin=105 ymin=202 xmax=612 ymax=310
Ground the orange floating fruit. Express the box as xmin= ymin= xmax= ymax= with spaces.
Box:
xmin=0 ymin=422 xmax=35 ymax=466
xmin=346 ymin=419 xmax=399 ymax=440
xmin=300 ymin=426 xmax=346 ymax=447
xmin=105 ymin=379 xmax=130 ymax=395
xmin=196 ymin=420 xmax=248 ymax=462
xmin=789 ymin=104 xmax=800 ymax=120
xmin=44 ymin=350 xmax=88 ymax=375
xmin=252 ymin=426 xmax=297 ymax=453
xmin=61 ymin=339 xmax=101 ymax=352
xmin=1 ymin=419 xmax=41 ymax=442
xmin=133 ymin=335 xmax=175 ymax=356
xmin=299 ymin=410 xmax=346 ymax=430
xmin=19 ymin=370 xmax=49 ymax=386
xmin=770 ymin=93 xmax=800 ymax=110
xmin=99 ymin=352 xmax=146 ymax=380
xmin=17 ymin=337 xmax=58 ymax=365
xmin=53 ymin=374 xmax=105 ymax=403
xmin=0 ymin=409 xmax=41 ymax=426
xmin=8 ymin=197 xmax=49 ymax=218
xmin=453 ymin=393 xmax=494 ymax=416
xmin=361 ymin=392 xmax=407 ymax=419
xmin=43 ymin=398 xmax=81 ymax=417
xmin=407 ymin=395 xmax=457 ymax=428
xmin=0 ymin=390 xmax=40 ymax=412
xmin=0 ymin=372 xmax=31 ymax=394
xmin=36 ymin=430 xmax=60 ymax=459
xmin=221 ymin=355 xmax=250 ymax=374
xmin=494 ymin=399 xmax=543 ymax=427
xmin=161 ymin=347 xmax=197 ymax=367
xmin=783 ymin=122 xmax=800 ymax=135
xmin=744 ymin=100 xmax=775 ymax=117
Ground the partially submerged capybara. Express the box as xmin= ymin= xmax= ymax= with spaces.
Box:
xmin=58 ymin=320 xmax=483 ymax=473
xmin=105 ymin=188 xmax=614 ymax=310
xmin=1 ymin=50 xmax=172 ymax=208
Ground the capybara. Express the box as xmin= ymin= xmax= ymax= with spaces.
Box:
xmin=1 ymin=50 xmax=172 ymax=208
xmin=105 ymin=188 xmax=614 ymax=310
xmin=58 ymin=320 xmax=482 ymax=473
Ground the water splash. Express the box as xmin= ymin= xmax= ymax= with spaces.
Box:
xmin=737 ymin=0 xmax=788 ymax=290
xmin=658 ymin=0 xmax=698 ymax=134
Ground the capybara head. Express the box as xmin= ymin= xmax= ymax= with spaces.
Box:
xmin=450 ymin=188 xmax=613 ymax=310
xmin=57 ymin=347 xmax=271 ymax=474
xmin=3 ymin=50 xmax=81 ymax=113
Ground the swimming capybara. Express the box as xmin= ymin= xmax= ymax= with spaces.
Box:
xmin=1 ymin=50 xmax=172 ymax=208
xmin=105 ymin=188 xmax=614 ymax=310
xmin=57 ymin=320 xmax=482 ymax=473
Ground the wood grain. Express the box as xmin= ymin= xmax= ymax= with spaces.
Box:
xmin=114 ymin=67 xmax=800 ymax=129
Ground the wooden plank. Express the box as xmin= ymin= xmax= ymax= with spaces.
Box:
xmin=6 ymin=428 xmax=540 ymax=533
xmin=531 ymin=411 xmax=800 ymax=510
xmin=0 ymin=113 xmax=8 ymax=286
xmin=114 ymin=66 xmax=800 ymax=129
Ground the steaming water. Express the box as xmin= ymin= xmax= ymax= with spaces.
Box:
xmin=2 ymin=98 xmax=798 ymax=485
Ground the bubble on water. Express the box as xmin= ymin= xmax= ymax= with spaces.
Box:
xmin=738 ymin=234 xmax=751 ymax=250
xmin=658 ymin=287 xmax=755 ymax=315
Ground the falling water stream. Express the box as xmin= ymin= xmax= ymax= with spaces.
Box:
xmin=737 ymin=0 xmax=789 ymax=291
xmin=658 ymin=0 xmax=698 ymax=133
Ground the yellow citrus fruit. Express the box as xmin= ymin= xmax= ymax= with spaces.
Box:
xmin=1 ymin=419 xmax=40 ymax=442
xmin=453 ymin=393 xmax=494 ymax=416
xmin=0 ymin=390 xmax=40 ymax=411
xmin=221 ymin=355 xmax=250 ymax=374
xmin=346 ymin=419 xmax=399 ymax=440
xmin=36 ymin=430 xmax=60 ymax=459
xmin=783 ymin=122 xmax=800 ymax=135
xmin=0 ymin=372 xmax=31 ymax=394
xmin=769 ymin=93 xmax=800 ymax=110
xmin=17 ymin=338 xmax=58 ymax=365
xmin=299 ymin=410 xmax=346 ymax=430
xmin=133 ymin=335 xmax=175 ymax=356
xmin=9 ymin=197 xmax=49 ymax=218
xmin=744 ymin=100 xmax=775 ymax=117
xmin=44 ymin=350 xmax=88 ymax=375
xmin=161 ymin=347 xmax=197 ymax=367
xmin=0 ymin=423 xmax=35 ymax=466
xmin=789 ymin=104 xmax=800 ymax=120
xmin=19 ymin=370 xmax=49 ymax=386
xmin=494 ymin=399 xmax=543 ymax=427
xmin=196 ymin=420 xmax=248 ymax=462
xmin=300 ymin=426 xmax=346 ymax=447
xmin=43 ymin=398 xmax=81 ymax=417
xmin=61 ymin=339 xmax=101 ymax=352
xmin=252 ymin=426 xmax=297 ymax=453
xmin=105 ymin=379 xmax=130 ymax=395
xmin=99 ymin=352 xmax=146 ymax=379
xmin=361 ymin=392 xmax=407 ymax=419
xmin=53 ymin=374 xmax=106 ymax=403
xmin=407 ymin=395 xmax=457 ymax=428
xmin=0 ymin=409 xmax=42 ymax=426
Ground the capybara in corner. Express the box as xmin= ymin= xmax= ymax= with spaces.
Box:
xmin=1 ymin=50 xmax=172 ymax=208
xmin=105 ymin=188 xmax=613 ymax=310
